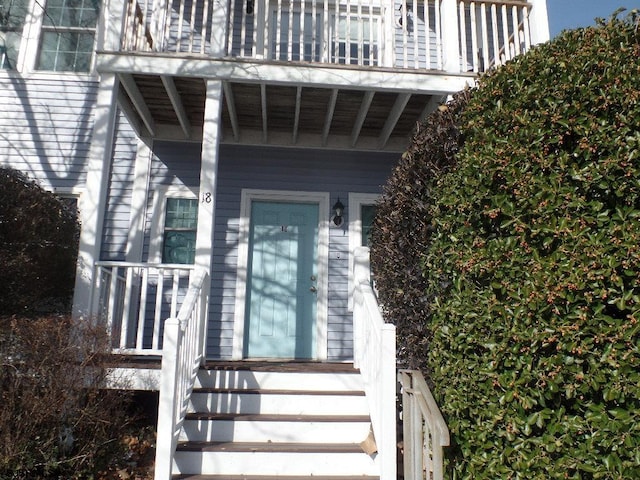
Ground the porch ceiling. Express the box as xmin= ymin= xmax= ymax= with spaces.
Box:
xmin=116 ymin=72 xmax=445 ymax=152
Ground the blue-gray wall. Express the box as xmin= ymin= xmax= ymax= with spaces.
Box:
xmin=143 ymin=141 xmax=396 ymax=360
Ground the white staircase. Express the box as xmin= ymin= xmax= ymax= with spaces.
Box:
xmin=171 ymin=362 xmax=380 ymax=480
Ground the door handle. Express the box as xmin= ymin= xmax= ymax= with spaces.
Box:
xmin=309 ymin=286 xmax=317 ymax=293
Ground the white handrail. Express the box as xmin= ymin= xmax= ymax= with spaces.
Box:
xmin=352 ymin=246 xmax=396 ymax=480
xmin=399 ymin=369 xmax=450 ymax=480
xmin=154 ymin=268 xmax=209 ymax=480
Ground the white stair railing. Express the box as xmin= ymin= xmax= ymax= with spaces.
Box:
xmin=399 ymin=369 xmax=450 ymax=480
xmin=353 ymin=247 xmax=450 ymax=480
xmin=352 ymin=246 xmax=396 ymax=480
xmin=154 ymin=268 xmax=209 ymax=480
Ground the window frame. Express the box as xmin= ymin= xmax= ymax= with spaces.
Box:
xmin=34 ymin=0 xmax=101 ymax=73
xmin=348 ymin=192 xmax=379 ymax=311
xmin=148 ymin=185 xmax=199 ymax=265
xmin=0 ymin=0 xmax=29 ymax=69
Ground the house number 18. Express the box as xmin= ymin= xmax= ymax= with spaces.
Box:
xmin=201 ymin=192 xmax=212 ymax=203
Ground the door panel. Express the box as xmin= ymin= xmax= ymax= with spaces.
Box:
xmin=244 ymin=201 xmax=319 ymax=358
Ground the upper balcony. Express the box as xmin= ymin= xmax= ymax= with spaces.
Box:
xmin=98 ymin=0 xmax=549 ymax=150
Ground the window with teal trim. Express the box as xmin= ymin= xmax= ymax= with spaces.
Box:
xmin=361 ymin=204 xmax=376 ymax=247
xmin=162 ymin=198 xmax=198 ymax=264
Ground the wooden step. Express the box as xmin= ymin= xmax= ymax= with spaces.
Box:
xmin=195 ymin=369 xmax=364 ymax=391
xmin=202 ymin=361 xmax=359 ymax=373
xmin=173 ymin=475 xmax=378 ymax=480
xmin=190 ymin=387 xmax=367 ymax=415
xmin=173 ymin=442 xmax=379 ymax=476
xmin=177 ymin=441 xmax=367 ymax=453
xmin=181 ymin=413 xmax=371 ymax=443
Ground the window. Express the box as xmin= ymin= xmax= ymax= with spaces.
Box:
xmin=162 ymin=197 xmax=198 ymax=264
xmin=330 ymin=13 xmax=380 ymax=65
xmin=0 ymin=0 xmax=28 ymax=69
xmin=36 ymin=0 xmax=100 ymax=72
xmin=149 ymin=186 xmax=199 ymax=265
xmin=360 ymin=204 xmax=376 ymax=247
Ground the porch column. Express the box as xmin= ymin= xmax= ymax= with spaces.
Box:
xmin=72 ymin=73 xmax=120 ymax=319
xmin=125 ymin=138 xmax=153 ymax=262
xmin=194 ymin=80 xmax=224 ymax=359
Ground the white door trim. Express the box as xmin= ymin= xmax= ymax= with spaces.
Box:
xmin=348 ymin=192 xmax=380 ymax=311
xmin=232 ymin=189 xmax=330 ymax=360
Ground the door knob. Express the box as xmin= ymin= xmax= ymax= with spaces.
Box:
xmin=309 ymin=286 xmax=317 ymax=293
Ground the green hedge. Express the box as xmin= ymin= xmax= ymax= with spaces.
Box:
xmin=374 ymin=12 xmax=640 ymax=479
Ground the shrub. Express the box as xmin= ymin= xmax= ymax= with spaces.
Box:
xmin=371 ymin=90 xmax=470 ymax=369
xmin=0 ymin=168 xmax=79 ymax=315
xmin=374 ymin=12 xmax=640 ymax=479
xmin=0 ymin=315 xmax=135 ymax=479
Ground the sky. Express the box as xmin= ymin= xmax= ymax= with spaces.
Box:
xmin=547 ymin=0 xmax=640 ymax=37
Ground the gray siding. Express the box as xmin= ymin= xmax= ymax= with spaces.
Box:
xmin=0 ymin=73 xmax=97 ymax=191
xmin=147 ymin=142 xmax=395 ymax=360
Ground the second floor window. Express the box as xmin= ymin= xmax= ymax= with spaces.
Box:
xmin=0 ymin=0 xmax=28 ymax=69
xmin=36 ymin=0 xmax=100 ymax=72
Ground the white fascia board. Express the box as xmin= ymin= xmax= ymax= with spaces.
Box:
xmin=96 ymin=53 xmax=474 ymax=95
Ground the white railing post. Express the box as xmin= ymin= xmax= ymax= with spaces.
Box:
xmin=154 ymin=269 xmax=208 ymax=480
xmin=382 ymin=1 xmax=395 ymax=67
xmin=154 ymin=318 xmax=180 ymax=480
xmin=210 ymin=0 xmax=230 ymax=56
xmin=527 ymin=0 xmax=549 ymax=44
xmin=100 ymin=0 xmax=128 ymax=51
xmin=380 ymin=322 xmax=397 ymax=480
xmin=441 ymin=0 xmax=461 ymax=73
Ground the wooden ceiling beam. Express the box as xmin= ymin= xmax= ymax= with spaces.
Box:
xmin=419 ymin=95 xmax=445 ymax=123
xmin=118 ymin=73 xmax=156 ymax=136
xmin=321 ymin=88 xmax=339 ymax=147
xmin=116 ymin=87 xmax=145 ymax=138
xmin=260 ymin=83 xmax=268 ymax=143
xmin=222 ymin=81 xmax=240 ymax=142
xmin=292 ymin=86 xmax=302 ymax=144
xmin=350 ymin=90 xmax=375 ymax=147
xmin=378 ymin=93 xmax=411 ymax=149
xmin=161 ymin=75 xmax=191 ymax=139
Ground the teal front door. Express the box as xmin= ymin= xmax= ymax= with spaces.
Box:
xmin=244 ymin=201 xmax=319 ymax=359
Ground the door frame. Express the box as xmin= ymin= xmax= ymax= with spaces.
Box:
xmin=232 ymin=189 xmax=330 ymax=360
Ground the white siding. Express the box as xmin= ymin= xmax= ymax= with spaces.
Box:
xmin=0 ymin=74 xmax=98 ymax=191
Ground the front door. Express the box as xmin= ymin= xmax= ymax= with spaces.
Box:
xmin=244 ymin=201 xmax=319 ymax=359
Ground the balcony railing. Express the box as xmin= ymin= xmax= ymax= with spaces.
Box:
xmin=93 ymin=261 xmax=197 ymax=354
xmin=115 ymin=0 xmax=535 ymax=74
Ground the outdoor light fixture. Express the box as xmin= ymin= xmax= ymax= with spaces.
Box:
xmin=332 ymin=198 xmax=345 ymax=227
xmin=246 ymin=0 xmax=254 ymax=14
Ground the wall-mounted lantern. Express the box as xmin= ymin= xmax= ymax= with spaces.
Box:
xmin=332 ymin=198 xmax=345 ymax=227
